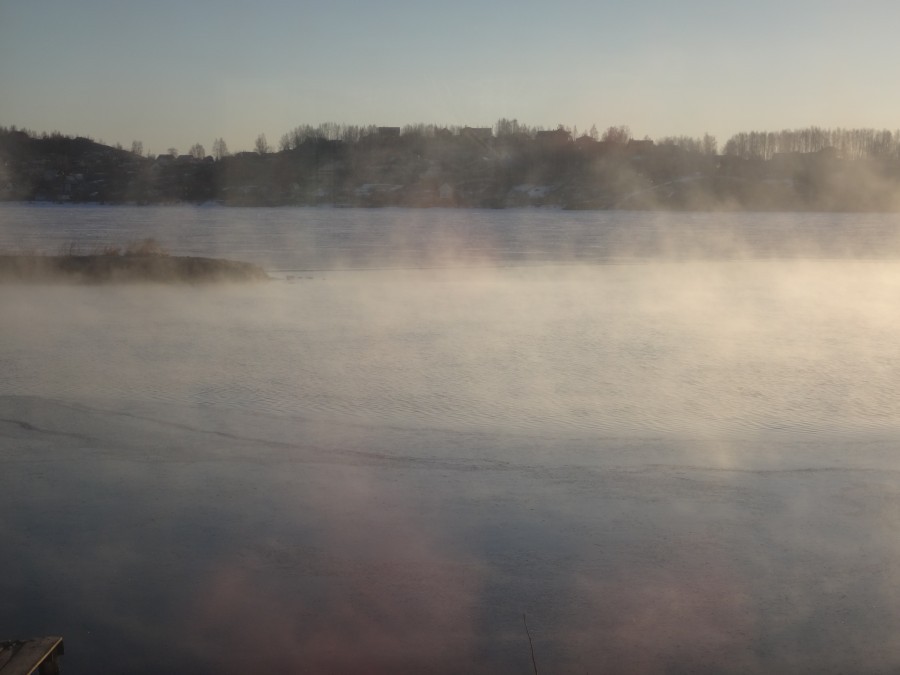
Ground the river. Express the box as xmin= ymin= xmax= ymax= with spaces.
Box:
xmin=3 ymin=205 xmax=900 ymax=673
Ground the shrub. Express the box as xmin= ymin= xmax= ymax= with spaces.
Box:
xmin=125 ymin=238 xmax=168 ymax=256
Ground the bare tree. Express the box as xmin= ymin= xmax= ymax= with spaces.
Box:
xmin=601 ymin=125 xmax=631 ymax=145
xmin=167 ymin=147 xmax=178 ymax=158
xmin=189 ymin=143 xmax=206 ymax=159
xmin=212 ymin=137 xmax=229 ymax=160
xmin=254 ymin=133 xmax=270 ymax=155
xmin=495 ymin=118 xmax=520 ymax=137
xmin=131 ymin=140 xmax=144 ymax=156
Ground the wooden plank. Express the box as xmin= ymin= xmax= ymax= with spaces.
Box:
xmin=0 ymin=637 xmax=64 ymax=675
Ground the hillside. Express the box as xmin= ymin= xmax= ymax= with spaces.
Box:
xmin=3 ymin=125 xmax=900 ymax=211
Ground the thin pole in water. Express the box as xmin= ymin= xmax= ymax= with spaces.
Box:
xmin=523 ymin=613 xmax=539 ymax=675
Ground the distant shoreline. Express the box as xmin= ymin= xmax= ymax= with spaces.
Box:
xmin=3 ymin=199 xmax=900 ymax=214
xmin=0 ymin=253 xmax=269 ymax=284
xmin=6 ymin=126 xmax=900 ymax=211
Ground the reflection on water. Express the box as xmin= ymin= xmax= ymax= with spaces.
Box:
xmin=4 ymin=207 xmax=900 ymax=673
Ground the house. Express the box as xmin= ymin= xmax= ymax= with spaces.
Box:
xmin=438 ymin=183 xmax=454 ymax=201
xmin=535 ymin=128 xmax=571 ymax=147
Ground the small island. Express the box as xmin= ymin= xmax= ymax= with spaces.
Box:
xmin=0 ymin=239 xmax=269 ymax=284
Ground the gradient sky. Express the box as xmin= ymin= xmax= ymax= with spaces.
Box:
xmin=2 ymin=0 xmax=900 ymax=154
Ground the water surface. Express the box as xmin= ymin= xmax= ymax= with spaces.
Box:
xmin=4 ymin=205 xmax=900 ymax=673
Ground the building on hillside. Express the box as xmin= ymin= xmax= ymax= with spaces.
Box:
xmin=535 ymin=128 xmax=571 ymax=147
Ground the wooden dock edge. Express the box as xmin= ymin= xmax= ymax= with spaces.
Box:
xmin=0 ymin=637 xmax=64 ymax=675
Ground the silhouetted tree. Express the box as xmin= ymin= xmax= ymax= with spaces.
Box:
xmin=723 ymin=127 xmax=900 ymax=160
xmin=254 ymin=133 xmax=270 ymax=155
xmin=602 ymin=125 xmax=631 ymax=145
xmin=495 ymin=118 xmax=524 ymax=137
xmin=212 ymin=138 xmax=229 ymax=160
xmin=189 ymin=143 xmax=205 ymax=159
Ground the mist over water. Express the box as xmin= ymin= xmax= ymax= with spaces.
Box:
xmin=5 ymin=205 xmax=900 ymax=673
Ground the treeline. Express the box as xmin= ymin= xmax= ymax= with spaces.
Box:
xmin=5 ymin=121 xmax=900 ymax=162
xmin=3 ymin=121 xmax=900 ymax=211
xmin=723 ymin=127 xmax=900 ymax=161
xmin=277 ymin=119 xmax=604 ymax=150
xmin=275 ymin=120 xmax=720 ymax=154
xmin=276 ymin=122 xmax=900 ymax=162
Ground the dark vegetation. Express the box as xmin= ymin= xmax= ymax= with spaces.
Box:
xmin=0 ymin=238 xmax=269 ymax=284
xmin=3 ymin=121 xmax=900 ymax=210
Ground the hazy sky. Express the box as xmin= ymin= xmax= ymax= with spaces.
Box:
xmin=2 ymin=0 xmax=900 ymax=154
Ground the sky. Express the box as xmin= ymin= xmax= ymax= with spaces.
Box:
xmin=2 ymin=0 xmax=900 ymax=154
